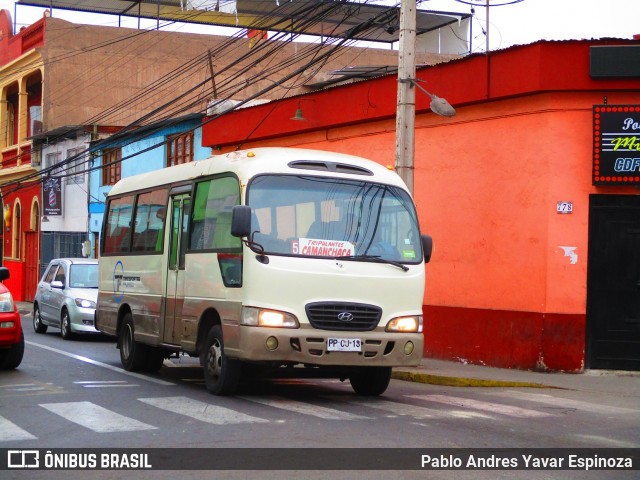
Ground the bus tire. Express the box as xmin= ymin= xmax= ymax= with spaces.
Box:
xmin=349 ymin=366 xmax=392 ymax=396
xmin=119 ymin=313 xmax=146 ymax=372
xmin=202 ymin=325 xmax=241 ymax=395
xmin=144 ymin=347 xmax=166 ymax=372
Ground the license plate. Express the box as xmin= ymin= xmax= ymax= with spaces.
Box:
xmin=327 ymin=338 xmax=362 ymax=352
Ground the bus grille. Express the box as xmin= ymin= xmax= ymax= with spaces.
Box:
xmin=305 ymin=302 xmax=382 ymax=331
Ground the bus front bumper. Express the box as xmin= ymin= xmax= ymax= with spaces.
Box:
xmin=230 ymin=326 xmax=424 ymax=367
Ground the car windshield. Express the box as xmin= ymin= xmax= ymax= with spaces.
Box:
xmin=69 ymin=264 xmax=99 ymax=288
xmin=246 ymin=174 xmax=422 ymax=263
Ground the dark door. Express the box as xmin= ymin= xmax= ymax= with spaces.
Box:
xmin=586 ymin=195 xmax=640 ymax=370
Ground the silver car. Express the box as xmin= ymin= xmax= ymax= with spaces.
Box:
xmin=33 ymin=258 xmax=100 ymax=339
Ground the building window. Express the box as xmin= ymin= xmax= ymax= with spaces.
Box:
xmin=13 ymin=201 xmax=21 ymax=260
xmin=66 ymin=148 xmax=85 ymax=184
xmin=5 ymin=103 xmax=15 ymax=147
xmin=46 ymin=151 xmax=62 ymax=175
xmin=102 ymin=148 xmax=122 ymax=186
xmin=166 ymin=131 xmax=194 ymax=167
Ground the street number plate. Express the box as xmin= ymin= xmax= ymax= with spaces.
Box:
xmin=327 ymin=338 xmax=362 ymax=352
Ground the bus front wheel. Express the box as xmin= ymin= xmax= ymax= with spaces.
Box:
xmin=349 ymin=366 xmax=392 ymax=396
xmin=202 ymin=325 xmax=241 ymax=395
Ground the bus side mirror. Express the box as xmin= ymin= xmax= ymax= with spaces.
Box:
xmin=0 ymin=267 xmax=9 ymax=281
xmin=421 ymin=234 xmax=433 ymax=263
xmin=231 ymin=205 xmax=252 ymax=238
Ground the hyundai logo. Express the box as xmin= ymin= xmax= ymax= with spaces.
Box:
xmin=337 ymin=312 xmax=354 ymax=322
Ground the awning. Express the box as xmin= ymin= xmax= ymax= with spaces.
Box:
xmin=17 ymin=0 xmax=470 ymax=43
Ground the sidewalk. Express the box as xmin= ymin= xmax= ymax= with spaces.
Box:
xmin=18 ymin=301 xmax=639 ymax=395
xmin=393 ymin=357 xmax=640 ymax=396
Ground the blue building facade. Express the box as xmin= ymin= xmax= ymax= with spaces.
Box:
xmin=88 ymin=114 xmax=211 ymax=255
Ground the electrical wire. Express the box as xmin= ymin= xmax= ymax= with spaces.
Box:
xmin=0 ymin=1 xmax=411 ymax=197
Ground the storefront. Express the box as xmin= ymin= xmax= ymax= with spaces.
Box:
xmin=201 ymin=39 xmax=640 ymax=371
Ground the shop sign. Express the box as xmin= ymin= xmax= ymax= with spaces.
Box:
xmin=43 ymin=176 xmax=62 ymax=216
xmin=593 ymin=105 xmax=640 ymax=186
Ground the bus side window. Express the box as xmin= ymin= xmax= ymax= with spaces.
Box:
xmin=190 ymin=177 xmax=241 ymax=252
xmin=103 ymin=195 xmax=135 ymax=255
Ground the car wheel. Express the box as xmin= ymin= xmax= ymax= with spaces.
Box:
xmin=202 ymin=325 xmax=241 ymax=395
xmin=118 ymin=313 xmax=147 ymax=372
xmin=0 ymin=331 xmax=24 ymax=370
xmin=33 ymin=305 xmax=47 ymax=334
xmin=349 ymin=367 xmax=392 ymax=396
xmin=60 ymin=309 xmax=74 ymax=340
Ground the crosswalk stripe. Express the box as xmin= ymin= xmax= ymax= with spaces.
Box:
xmin=139 ymin=396 xmax=269 ymax=425
xmin=338 ymin=397 xmax=437 ymax=419
xmin=239 ymin=396 xmax=371 ymax=420
xmin=498 ymin=391 xmax=640 ymax=414
xmin=74 ymin=381 xmax=138 ymax=388
xmin=0 ymin=416 xmax=37 ymax=442
xmin=329 ymin=396 xmax=493 ymax=420
xmin=40 ymin=401 xmax=157 ymax=432
xmin=409 ymin=394 xmax=555 ymax=418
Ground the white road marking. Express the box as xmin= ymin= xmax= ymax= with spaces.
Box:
xmin=26 ymin=341 xmax=174 ymax=386
xmin=73 ymin=381 xmax=138 ymax=388
xmin=139 ymin=396 xmax=269 ymax=425
xmin=497 ymin=391 xmax=640 ymax=414
xmin=330 ymin=396 xmax=493 ymax=420
xmin=40 ymin=401 xmax=157 ymax=432
xmin=239 ymin=396 xmax=371 ymax=420
xmin=409 ymin=394 xmax=555 ymax=418
xmin=337 ymin=397 xmax=436 ymax=419
xmin=0 ymin=416 xmax=37 ymax=441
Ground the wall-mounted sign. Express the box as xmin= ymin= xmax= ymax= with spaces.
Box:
xmin=557 ymin=201 xmax=573 ymax=214
xmin=593 ymin=105 xmax=640 ymax=186
xmin=42 ymin=176 xmax=62 ymax=216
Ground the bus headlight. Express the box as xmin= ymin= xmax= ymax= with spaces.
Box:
xmin=242 ymin=307 xmax=299 ymax=328
xmin=385 ymin=315 xmax=422 ymax=333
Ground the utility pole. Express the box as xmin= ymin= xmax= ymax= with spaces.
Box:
xmin=395 ymin=0 xmax=417 ymax=195
xmin=395 ymin=0 xmax=456 ymax=196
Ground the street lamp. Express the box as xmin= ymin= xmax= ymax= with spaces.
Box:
xmin=395 ymin=0 xmax=456 ymax=195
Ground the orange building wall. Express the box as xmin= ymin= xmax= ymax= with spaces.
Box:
xmin=204 ymin=40 xmax=640 ymax=371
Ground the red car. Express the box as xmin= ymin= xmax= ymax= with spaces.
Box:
xmin=0 ymin=267 xmax=24 ymax=370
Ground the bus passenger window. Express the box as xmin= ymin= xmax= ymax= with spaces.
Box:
xmin=102 ymin=195 xmax=135 ymax=255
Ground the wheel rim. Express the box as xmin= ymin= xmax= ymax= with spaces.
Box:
xmin=122 ymin=324 xmax=133 ymax=361
xmin=62 ymin=313 xmax=70 ymax=336
xmin=206 ymin=338 xmax=223 ymax=381
xmin=33 ymin=309 xmax=40 ymax=330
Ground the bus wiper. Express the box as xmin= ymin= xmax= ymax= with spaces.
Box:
xmin=334 ymin=254 xmax=409 ymax=272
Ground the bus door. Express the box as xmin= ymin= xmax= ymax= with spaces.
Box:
xmin=164 ymin=192 xmax=191 ymax=344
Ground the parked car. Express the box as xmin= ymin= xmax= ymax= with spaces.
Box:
xmin=0 ymin=266 xmax=24 ymax=369
xmin=33 ymin=258 xmax=99 ymax=339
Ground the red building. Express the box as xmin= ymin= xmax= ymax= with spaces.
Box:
xmin=201 ymin=39 xmax=640 ymax=372
xmin=0 ymin=10 xmax=44 ymax=301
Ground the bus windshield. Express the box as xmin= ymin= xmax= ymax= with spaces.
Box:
xmin=247 ymin=174 xmax=422 ymax=263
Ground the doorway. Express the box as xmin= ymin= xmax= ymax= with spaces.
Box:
xmin=586 ymin=194 xmax=640 ymax=370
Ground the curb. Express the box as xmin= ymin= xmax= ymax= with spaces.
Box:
xmin=391 ymin=370 xmax=553 ymax=388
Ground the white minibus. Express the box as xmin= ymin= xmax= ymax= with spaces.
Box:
xmin=96 ymin=147 xmax=432 ymax=395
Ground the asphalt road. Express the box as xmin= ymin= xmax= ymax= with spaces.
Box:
xmin=1 ymin=311 xmax=639 ymax=479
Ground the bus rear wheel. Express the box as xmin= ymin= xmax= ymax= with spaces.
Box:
xmin=349 ymin=366 xmax=392 ymax=396
xmin=202 ymin=325 xmax=241 ymax=395
xmin=119 ymin=313 xmax=147 ymax=372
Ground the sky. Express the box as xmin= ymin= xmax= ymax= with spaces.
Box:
xmin=0 ymin=0 xmax=638 ymax=53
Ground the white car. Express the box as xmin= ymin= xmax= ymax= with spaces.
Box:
xmin=33 ymin=258 xmax=100 ymax=339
